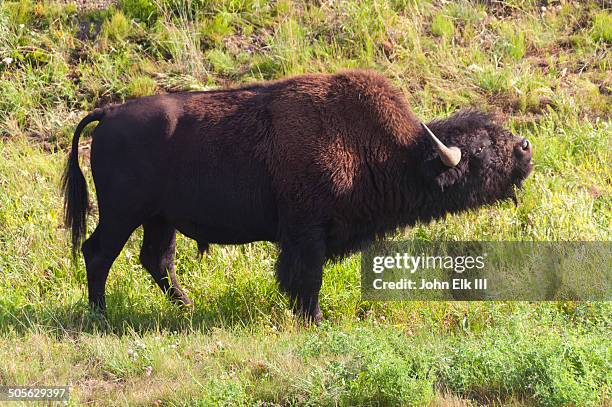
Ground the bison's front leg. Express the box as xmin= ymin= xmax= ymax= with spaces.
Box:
xmin=276 ymin=230 xmax=326 ymax=324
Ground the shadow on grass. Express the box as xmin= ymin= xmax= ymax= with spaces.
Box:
xmin=0 ymin=290 xmax=291 ymax=337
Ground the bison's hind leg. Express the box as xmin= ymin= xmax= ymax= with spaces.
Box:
xmin=140 ymin=217 xmax=192 ymax=307
xmin=83 ymin=215 xmax=140 ymax=313
xmin=277 ymin=228 xmax=326 ymax=324
xmin=197 ymin=241 xmax=209 ymax=259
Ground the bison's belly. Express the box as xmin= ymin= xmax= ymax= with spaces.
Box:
xmin=173 ymin=219 xmax=277 ymax=245
xmin=166 ymin=194 xmax=279 ymax=244
xmin=162 ymin=169 xmax=279 ymax=245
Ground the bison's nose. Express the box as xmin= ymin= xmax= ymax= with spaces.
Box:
xmin=514 ymin=138 xmax=531 ymax=158
xmin=514 ymin=137 xmax=532 ymax=162
xmin=520 ymin=138 xmax=530 ymax=151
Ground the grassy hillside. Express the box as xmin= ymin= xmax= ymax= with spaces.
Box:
xmin=0 ymin=0 xmax=610 ymax=405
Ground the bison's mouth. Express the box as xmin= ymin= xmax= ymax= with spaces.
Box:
xmin=520 ymin=161 xmax=534 ymax=180
xmin=507 ymin=162 xmax=533 ymax=206
xmin=505 ymin=158 xmax=533 ymax=205
xmin=513 ymin=136 xmax=534 ymax=181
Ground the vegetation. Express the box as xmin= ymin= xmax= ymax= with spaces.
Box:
xmin=0 ymin=0 xmax=610 ymax=405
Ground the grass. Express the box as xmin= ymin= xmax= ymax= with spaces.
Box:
xmin=0 ymin=0 xmax=611 ymax=405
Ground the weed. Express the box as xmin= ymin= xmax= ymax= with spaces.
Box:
xmin=431 ymin=12 xmax=454 ymax=39
xmin=591 ymin=10 xmax=612 ymax=43
xmin=100 ymin=10 xmax=132 ymax=43
xmin=127 ymin=75 xmax=157 ymax=97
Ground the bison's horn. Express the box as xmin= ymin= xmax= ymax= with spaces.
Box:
xmin=421 ymin=122 xmax=462 ymax=167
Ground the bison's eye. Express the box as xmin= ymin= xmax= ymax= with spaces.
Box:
xmin=474 ymin=146 xmax=484 ymax=155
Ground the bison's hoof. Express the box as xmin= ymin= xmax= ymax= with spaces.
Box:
xmin=301 ymin=305 xmax=323 ymax=326
xmin=88 ymin=298 xmax=106 ymax=315
xmin=312 ymin=310 xmax=323 ymax=325
xmin=179 ymin=298 xmax=193 ymax=308
xmin=172 ymin=294 xmax=193 ymax=308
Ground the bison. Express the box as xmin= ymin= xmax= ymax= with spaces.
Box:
xmin=62 ymin=70 xmax=533 ymax=322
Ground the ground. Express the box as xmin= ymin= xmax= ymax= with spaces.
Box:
xmin=0 ymin=0 xmax=610 ymax=406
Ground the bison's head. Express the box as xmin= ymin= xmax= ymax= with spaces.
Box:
xmin=419 ymin=110 xmax=533 ymax=211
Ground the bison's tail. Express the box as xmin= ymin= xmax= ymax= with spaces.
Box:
xmin=61 ymin=108 xmax=104 ymax=258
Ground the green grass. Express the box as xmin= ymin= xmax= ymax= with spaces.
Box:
xmin=431 ymin=12 xmax=454 ymax=39
xmin=0 ymin=0 xmax=610 ymax=405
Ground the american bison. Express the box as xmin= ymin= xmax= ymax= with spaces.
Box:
xmin=62 ymin=70 xmax=533 ymax=322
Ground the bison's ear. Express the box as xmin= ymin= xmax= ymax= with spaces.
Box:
xmin=420 ymin=158 xmax=468 ymax=190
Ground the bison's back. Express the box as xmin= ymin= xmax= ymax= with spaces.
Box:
xmin=259 ymin=71 xmax=421 ymax=221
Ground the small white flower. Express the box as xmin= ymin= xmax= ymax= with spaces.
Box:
xmin=2 ymin=57 xmax=13 ymax=65
xmin=467 ymin=64 xmax=483 ymax=72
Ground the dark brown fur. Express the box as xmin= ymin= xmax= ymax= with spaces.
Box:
xmin=62 ymin=70 xmax=533 ymax=322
